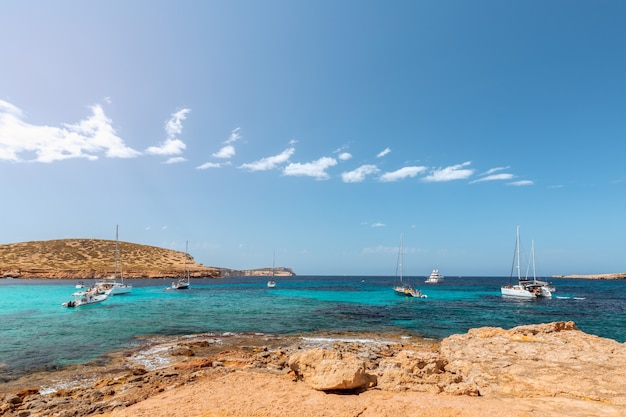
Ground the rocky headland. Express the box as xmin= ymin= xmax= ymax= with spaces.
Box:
xmin=552 ymin=273 xmax=626 ymax=279
xmin=1 ymin=321 xmax=624 ymax=417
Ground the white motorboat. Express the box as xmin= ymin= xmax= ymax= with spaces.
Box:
xmin=172 ymin=240 xmax=191 ymax=290
xmin=267 ymin=280 xmax=276 ymax=288
xmin=393 ymin=234 xmax=427 ymax=298
xmin=62 ymin=290 xmax=108 ymax=307
xmin=94 ymin=225 xmax=132 ymax=295
xmin=425 ymin=269 xmax=444 ymax=284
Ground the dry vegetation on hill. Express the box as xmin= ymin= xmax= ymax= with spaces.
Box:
xmin=0 ymin=239 xmax=220 ymax=279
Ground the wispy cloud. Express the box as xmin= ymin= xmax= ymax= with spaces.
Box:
xmin=197 ymin=161 xmax=224 ymax=170
xmin=164 ymin=157 xmax=186 ymax=164
xmin=338 ymin=152 xmax=352 ymax=161
xmin=470 ymin=173 xmax=515 ymax=183
xmin=376 ymin=147 xmax=391 ymax=158
xmin=146 ymin=108 xmax=190 ymax=156
xmin=379 ymin=166 xmax=426 ymax=182
xmin=240 ymin=147 xmax=295 ymax=171
xmin=508 ymin=180 xmax=534 ymax=186
xmin=283 ymin=156 xmax=337 ymax=179
xmin=371 ymin=222 xmax=386 ymax=227
xmin=422 ymin=161 xmax=474 ymax=182
xmin=212 ymin=128 xmax=241 ymax=159
xmin=341 ymin=164 xmax=380 ymax=183
xmin=0 ymin=100 xmax=140 ymax=162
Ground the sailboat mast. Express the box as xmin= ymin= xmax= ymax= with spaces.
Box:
xmin=184 ymin=240 xmax=189 ymax=283
xmin=114 ymin=224 xmax=119 ymax=280
xmin=530 ymin=240 xmax=537 ymax=283
xmin=398 ymin=234 xmax=403 ymax=283
xmin=516 ymin=225 xmax=521 ymax=282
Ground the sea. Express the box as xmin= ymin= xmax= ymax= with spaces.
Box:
xmin=1 ymin=275 xmax=624 ymax=382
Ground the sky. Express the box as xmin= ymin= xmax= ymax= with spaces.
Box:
xmin=1 ymin=0 xmax=625 ymax=277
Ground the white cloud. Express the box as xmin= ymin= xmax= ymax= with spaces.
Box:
xmin=508 ymin=180 xmax=534 ymax=186
xmin=165 ymin=108 xmax=190 ymax=138
xmin=371 ymin=222 xmax=386 ymax=227
xmin=283 ymin=156 xmax=337 ymax=179
xmin=197 ymin=161 xmax=225 ymax=169
xmin=379 ymin=166 xmax=426 ymax=182
xmin=0 ymin=100 xmax=140 ymax=162
xmin=341 ymin=164 xmax=380 ymax=183
xmin=338 ymin=152 xmax=352 ymax=161
xmin=422 ymin=161 xmax=474 ymax=182
xmin=146 ymin=108 xmax=191 ymax=156
xmin=164 ymin=157 xmax=186 ymax=164
xmin=212 ymin=144 xmax=235 ymax=159
xmin=470 ymin=173 xmax=515 ymax=183
xmin=146 ymin=138 xmax=186 ymax=156
xmin=240 ymin=147 xmax=295 ymax=171
xmin=224 ymin=127 xmax=241 ymax=144
xmin=482 ymin=166 xmax=510 ymax=175
xmin=376 ymin=147 xmax=391 ymax=158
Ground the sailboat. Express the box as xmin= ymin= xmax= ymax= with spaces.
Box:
xmin=501 ymin=226 xmax=552 ymax=298
xmin=172 ymin=241 xmax=191 ymax=290
xmin=94 ymin=225 xmax=132 ymax=295
xmin=267 ymin=250 xmax=276 ymax=288
xmin=393 ymin=234 xmax=425 ymax=298
xmin=520 ymin=240 xmax=554 ymax=297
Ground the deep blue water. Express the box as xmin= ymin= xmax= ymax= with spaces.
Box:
xmin=0 ymin=276 xmax=624 ymax=380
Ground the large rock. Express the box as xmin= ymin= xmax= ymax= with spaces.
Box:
xmin=288 ymin=348 xmax=375 ymax=391
xmin=440 ymin=321 xmax=626 ymax=405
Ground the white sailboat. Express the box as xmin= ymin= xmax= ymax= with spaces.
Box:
xmin=94 ymin=225 xmax=132 ymax=296
xmin=393 ymin=234 xmax=425 ymax=298
xmin=501 ymin=226 xmax=552 ymax=298
xmin=267 ymin=251 xmax=276 ymax=288
xmin=172 ymin=241 xmax=191 ymax=290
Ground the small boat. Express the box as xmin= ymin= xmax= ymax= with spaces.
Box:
xmin=267 ymin=250 xmax=277 ymax=288
xmin=393 ymin=234 xmax=426 ymax=298
xmin=425 ymin=269 xmax=444 ymax=284
xmin=75 ymin=281 xmax=85 ymax=289
xmin=62 ymin=290 xmax=108 ymax=307
xmin=94 ymin=225 xmax=132 ymax=295
xmin=172 ymin=241 xmax=191 ymax=290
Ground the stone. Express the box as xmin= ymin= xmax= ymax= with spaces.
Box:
xmin=288 ymin=348 xmax=375 ymax=391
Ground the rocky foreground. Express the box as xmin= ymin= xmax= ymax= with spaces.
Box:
xmin=1 ymin=322 xmax=625 ymax=417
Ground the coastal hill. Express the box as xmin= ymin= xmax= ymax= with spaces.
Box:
xmin=553 ymin=272 xmax=626 ymax=279
xmin=0 ymin=239 xmax=294 ymax=279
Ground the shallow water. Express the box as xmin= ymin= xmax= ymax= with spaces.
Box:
xmin=0 ymin=275 xmax=624 ymax=380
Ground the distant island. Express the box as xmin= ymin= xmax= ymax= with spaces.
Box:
xmin=552 ymin=273 xmax=626 ymax=280
xmin=0 ymin=239 xmax=295 ymax=279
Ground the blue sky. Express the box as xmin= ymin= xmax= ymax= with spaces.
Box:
xmin=1 ymin=0 xmax=625 ymax=276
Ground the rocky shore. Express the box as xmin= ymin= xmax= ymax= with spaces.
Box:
xmin=1 ymin=321 xmax=625 ymax=417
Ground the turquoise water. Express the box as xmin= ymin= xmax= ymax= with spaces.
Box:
xmin=1 ymin=276 xmax=624 ymax=381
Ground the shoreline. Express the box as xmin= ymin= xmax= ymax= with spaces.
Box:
xmin=2 ymin=322 xmax=625 ymax=417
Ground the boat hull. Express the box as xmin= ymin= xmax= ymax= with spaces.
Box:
xmin=501 ymin=285 xmax=536 ymax=298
